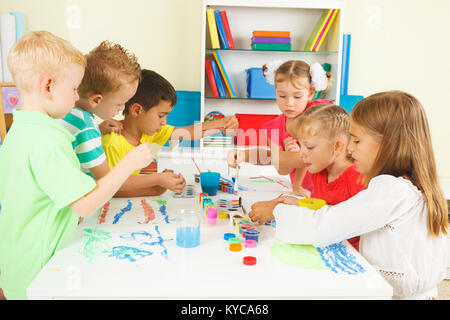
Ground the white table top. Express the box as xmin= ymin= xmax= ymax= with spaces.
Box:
xmin=27 ymin=157 xmax=393 ymax=299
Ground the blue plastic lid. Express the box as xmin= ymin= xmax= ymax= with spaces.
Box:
xmin=224 ymin=233 xmax=235 ymax=241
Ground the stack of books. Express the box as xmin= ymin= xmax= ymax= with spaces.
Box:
xmin=206 ymin=8 xmax=234 ymax=49
xmin=251 ymin=31 xmax=291 ymax=51
xmin=205 ymin=50 xmax=236 ymax=98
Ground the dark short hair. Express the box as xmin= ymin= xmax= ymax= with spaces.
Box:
xmin=124 ymin=69 xmax=177 ymax=114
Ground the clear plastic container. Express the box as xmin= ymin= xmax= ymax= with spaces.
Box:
xmin=176 ymin=209 xmax=200 ymax=248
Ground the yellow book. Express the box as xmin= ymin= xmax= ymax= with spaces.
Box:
xmin=313 ymin=9 xmax=338 ymax=51
xmin=206 ymin=9 xmax=220 ymax=49
xmin=304 ymin=9 xmax=334 ymax=51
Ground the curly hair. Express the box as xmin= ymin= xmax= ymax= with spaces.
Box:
xmin=77 ymin=41 xmax=141 ymax=97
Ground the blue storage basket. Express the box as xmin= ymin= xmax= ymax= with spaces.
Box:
xmin=246 ymin=68 xmax=276 ymax=99
xmin=165 ymin=91 xmax=201 ymax=148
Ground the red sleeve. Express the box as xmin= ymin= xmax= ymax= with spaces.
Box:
xmin=307 ymin=99 xmax=334 ymax=110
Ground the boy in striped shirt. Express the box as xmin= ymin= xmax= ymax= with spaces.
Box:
xmin=59 ymin=41 xmax=186 ymax=196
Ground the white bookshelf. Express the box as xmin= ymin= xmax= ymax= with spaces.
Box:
xmin=200 ymin=0 xmax=345 ymax=150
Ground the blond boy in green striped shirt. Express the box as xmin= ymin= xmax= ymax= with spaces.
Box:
xmin=59 ymin=41 xmax=186 ymax=195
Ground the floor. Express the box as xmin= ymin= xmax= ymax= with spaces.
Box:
xmin=438 ymin=279 xmax=450 ymax=299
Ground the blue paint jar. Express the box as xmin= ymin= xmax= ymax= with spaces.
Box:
xmin=244 ymin=229 xmax=260 ymax=243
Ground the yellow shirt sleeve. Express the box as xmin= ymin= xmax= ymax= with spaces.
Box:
xmin=101 ymin=132 xmax=141 ymax=175
xmin=141 ymin=125 xmax=175 ymax=146
xmin=101 ymin=125 xmax=174 ymax=176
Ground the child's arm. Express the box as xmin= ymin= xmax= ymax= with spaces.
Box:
xmin=248 ymin=197 xmax=285 ymax=224
xmin=273 ymin=176 xmax=411 ymax=247
xmin=170 ymin=116 xmax=238 ymax=142
xmin=292 ymin=167 xmax=311 ymax=197
xmin=89 ymin=157 xmax=185 ymax=194
xmin=114 ymin=185 xmax=167 ymax=198
xmin=98 ymin=119 xmax=123 ymax=135
xmin=115 ymin=170 xmax=186 ymax=197
xmin=270 ymin=139 xmax=291 ymax=175
xmin=69 ymin=143 xmax=154 ymax=217
xmin=226 ymin=144 xmax=305 ymax=171
xmin=118 ymin=171 xmax=185 ymax=196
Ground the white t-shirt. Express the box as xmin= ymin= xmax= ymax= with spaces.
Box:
xmin=273 ymin=175 xmax=448 ymax=299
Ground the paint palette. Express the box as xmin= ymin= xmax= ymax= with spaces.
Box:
xmin=173 ymin=184 xmax=195 ymax=198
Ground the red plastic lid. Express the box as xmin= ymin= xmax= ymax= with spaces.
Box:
xmin=243 ymin=256 xmax=257 ymax=266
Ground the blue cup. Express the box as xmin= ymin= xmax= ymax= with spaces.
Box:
xmin=200 ymin=172 xmax=220 ymax=196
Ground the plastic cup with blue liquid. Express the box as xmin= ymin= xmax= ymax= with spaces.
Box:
xmin=176 ymin=209 xmax=201 ymax=248
xmin=200 ymin=172 xmax=220 ymax=196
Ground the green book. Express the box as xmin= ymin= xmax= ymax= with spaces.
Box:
xmin=251 ymin=43 xmax=291 ymax=51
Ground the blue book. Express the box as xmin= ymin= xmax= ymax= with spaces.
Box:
xmin=214 ymin=10 xmax=229 ymax=49
xmin=213 ymin=51 xmax=236 ymax=98
xmin=210 ymin=60 xmax=226 ymax=97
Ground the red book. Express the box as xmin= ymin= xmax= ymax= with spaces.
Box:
xmin=205 ymin=60 xmax=219 ymax=97
xmin=220 ymin=11 xmax=235 ymax=49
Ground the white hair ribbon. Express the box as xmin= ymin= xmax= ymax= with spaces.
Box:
xmin=263 ymin=60 xmax=328 ymax=91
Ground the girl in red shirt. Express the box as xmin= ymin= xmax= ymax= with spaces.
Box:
xmin=292 ymin=103 xmax=365 ymax=250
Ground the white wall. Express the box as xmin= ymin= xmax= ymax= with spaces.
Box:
xmin=1 ymin=0 xmax=449 ymax=177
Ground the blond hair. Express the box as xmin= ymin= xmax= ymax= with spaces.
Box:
xmin=293 ymin=103 xmax=350 ymax=141
xmin=351 ymin=90 xmax=448 ymax=237
xmin=77 ymin=41 xmax=141 ymax=98
xmin=7 ymin=30 xmax=86 ymax=93
xmin=263 ymin=60 xmax=332 ymax=91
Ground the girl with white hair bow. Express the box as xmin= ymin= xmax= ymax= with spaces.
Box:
xmin=228 ymin=59 xmax=332 ymax=197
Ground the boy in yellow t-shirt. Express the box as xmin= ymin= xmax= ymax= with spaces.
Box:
xmin=102 ymin=69 xmax=238 ymax=197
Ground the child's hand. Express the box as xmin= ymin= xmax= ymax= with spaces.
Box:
xmin=226 ymin=149 xmax=245 ymax=168
xmin=99 ymin=119 xmax=123 ymax=135
xmin=248 ymin=198 xmax=282 ymax=224
xmin=283 ymin=137 xmax=300 ymax=152
xmin=123 ymin=143 xmax=155 ymax=172
xmin=292 ymin=185 xmax=311 ymax=198
xmin=279 ymin=195 xmax=301 ymax=206
xmin=158 ymin=171 xmax=186 ymax=194
xmin=219 ymin=115 xmax=239 ymax=134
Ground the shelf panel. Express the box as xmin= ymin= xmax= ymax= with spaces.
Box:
xmin=206 ymin=48 xmax=337 ymax=54
xmin=205 ymin=96 xmax=275 ymax=101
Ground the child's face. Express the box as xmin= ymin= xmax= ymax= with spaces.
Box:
xmin=299 ymin=133 xmax=336 ymax=174
xmin=138 ymin=99 xmax=173 ymax=136
xmin=348 ymin=121 xmax=380 ymax=175
xmin=50 ymin=63 xmax=84 ymax=119
xmin=94 ymin=79 xmax=139 ymax=120
xmin=275 ymin=78 xmax=315 ymax=119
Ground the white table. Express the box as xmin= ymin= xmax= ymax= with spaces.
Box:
xmin=27 ymin=155 xmax=393 ymax=299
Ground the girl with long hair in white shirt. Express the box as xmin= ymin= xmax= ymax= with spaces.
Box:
xmin=249 ymin=90 xmax=448 ymax=299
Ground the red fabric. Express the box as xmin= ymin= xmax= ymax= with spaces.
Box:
xmin=235 ymin=113 xmax=278 ymax=146
xmin=311 ymin=164 xmax=365 ymax=251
